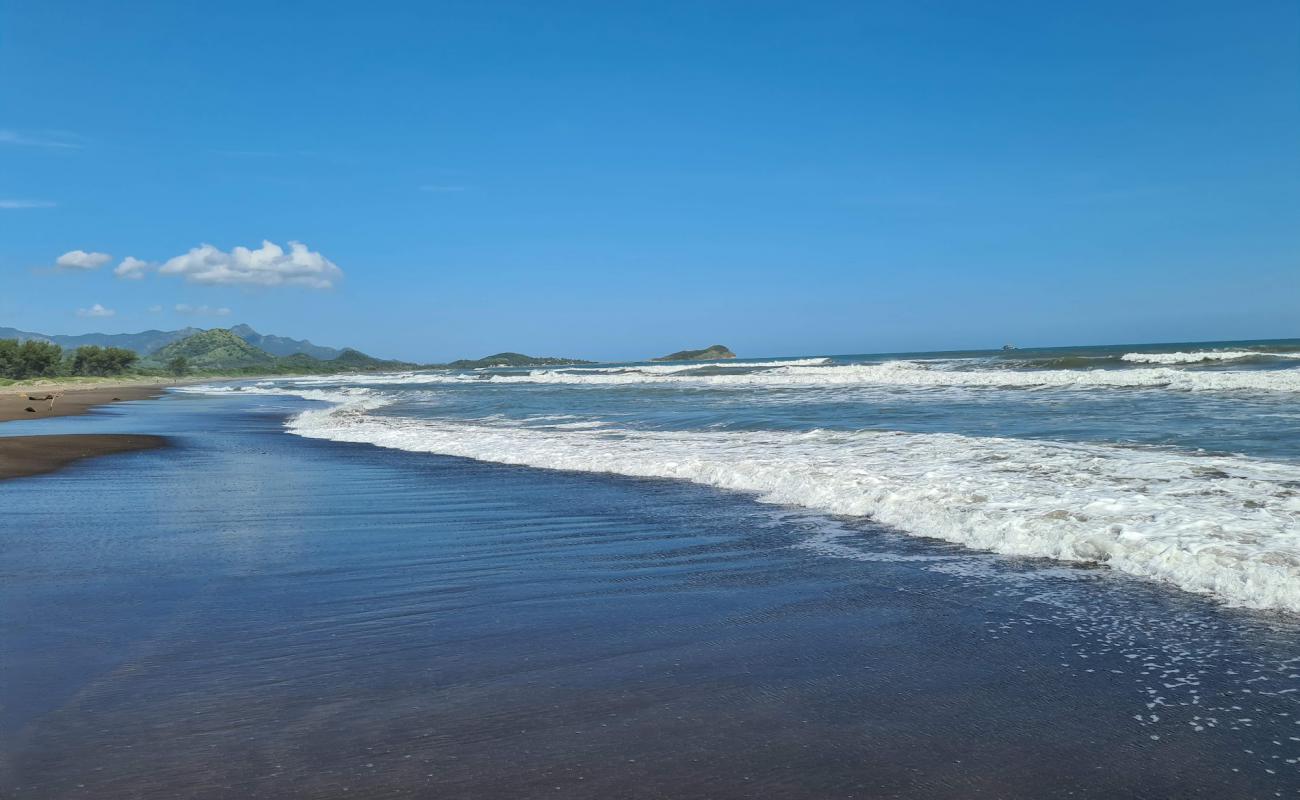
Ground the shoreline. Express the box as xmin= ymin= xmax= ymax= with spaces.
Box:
xmin=0 ymin=379 xmax=178 ymax=480
xmin=0 ymin=373 xmax=383 ymax=481
xmin=0 ymin=379 xmax=189 ymax=478
xmin=0 ymin=433 xmax=168 ymax=480
xmin=1 ymin=381 xmax=171 ymax=424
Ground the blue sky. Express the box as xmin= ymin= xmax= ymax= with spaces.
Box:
xmin=1 ymin=0 xmax=1296 ymax=361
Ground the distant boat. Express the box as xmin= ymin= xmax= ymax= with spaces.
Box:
xmin=1002 ymin=344 xmax=1017 ymax=351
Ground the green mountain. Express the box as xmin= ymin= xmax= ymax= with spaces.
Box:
xmin=148 ymin=329 xmax=280 ymax=371
xmin=652 ymin=345 xmax=736 ymax=361
xmin=0 ymin=325 xmax=202 ymax=354
xmin=447 ymin=352 xmax=594 ymax=369
xmin=4 ymin=323 xmax=592 ymax=375
xmin=144 ymin=329 xmax=420 ymax=374
xmin=0 ymin=323 xmax=344 ymax=359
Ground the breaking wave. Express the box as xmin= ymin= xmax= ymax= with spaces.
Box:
xmin=373 ymin=360 xmax=1300 ymax=392
xmin=1121 ymin=350 xmax=1300 ymax=365
xmin=280 ymin=394 xmax=1300 ymax=614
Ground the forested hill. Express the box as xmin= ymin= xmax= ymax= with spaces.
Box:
xmin=144 ymin=330 xmax=417 ymax=374
xmin=0 ymin=324 xmax=344 ymax=359
xmin=0 ymin=328 xmax=418 ymax=381
xmin=652 ymin=345 xmax=736 ymax=361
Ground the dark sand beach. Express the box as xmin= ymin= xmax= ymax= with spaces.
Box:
xmin=0 ymin=384 xmax=169 ymax=480
xmin=3 ymin=391 xmax=1299 ymax=799
xmin=0 ymin=433 xmax=166 ymax=480
xmin=0 ymin=383 xmax=166 ymax=423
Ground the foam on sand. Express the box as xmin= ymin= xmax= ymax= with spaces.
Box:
xmin=283 ymin=396 xmax=1300 ymax=614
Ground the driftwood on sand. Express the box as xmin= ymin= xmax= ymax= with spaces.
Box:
xmin=18 ymin=392 xmax=60 ymax=411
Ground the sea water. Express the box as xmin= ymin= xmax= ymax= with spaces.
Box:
xmin=182 ymin=338 xmax=1300 ymax=615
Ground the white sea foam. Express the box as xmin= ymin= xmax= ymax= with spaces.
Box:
xmin=363 ymin=360 xmax=1300 ymax=393
xmin=568 ymin=357 xmax=833 ymax=374
xmin=173 ymin=383 xmax=392 ymax=410
xmin=1122 ymin=351 xmax=1300 ymax=365
xmin=260 ymin=359 xmax=832 ymax=387
xmin=281 ymin=396 xmax=1300 ymax=614
xmin=278 ymin=371 xmax=436 ymax=386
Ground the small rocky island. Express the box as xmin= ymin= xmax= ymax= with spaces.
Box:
xmin=652 ymin=345 xmax=736 ymax=362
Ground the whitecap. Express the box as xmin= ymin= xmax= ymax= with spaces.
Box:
xmin=280 ymin=396 xmax=1300 ymax=614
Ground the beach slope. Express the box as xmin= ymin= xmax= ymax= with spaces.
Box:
xmin=0 ymin=382 xmax=169 ymax=479
xmin=0 ymin=433 xmax=166 ymax=480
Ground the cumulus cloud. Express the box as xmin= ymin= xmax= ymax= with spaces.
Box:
xmin=56 ymin=250 xmax=112 ymax=270
xmin=114 ymin=256 xmax=152 ymax=280
xmin=0 ymin=199 xmax=55 ymax=209
xmin=158 ymin=240 xmax=343 ymax=289
xmin=174 ymin=303 xmax=231 ymax=317
xmin=76 ymin=303 xmax=115 ymax=318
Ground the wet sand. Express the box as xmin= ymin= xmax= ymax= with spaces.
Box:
xmin=0 ymin=433 xmax=167 ymax=480
xmin=0 ymin=384 xmax=170 ymax=480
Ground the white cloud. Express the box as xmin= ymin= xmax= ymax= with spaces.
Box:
xmin=56 ymin=249 xmax=111 ymax=270
xmin=175 ymin=303 xmax=231 ymax=317
xmin=76 ymin=303 xmax=116 ymax=318
xmin=114 ymin=256 xmax=151 ymax=280
xmin=148 ymin=305 xmax=163 ymax=313
xmin=419 ymin=184 xmax=467 ymax=193
xmin=158 ymin=240 xmax=343 ymax=289
xmin=0 ymin=199 xmax=56 ymax=209
xmin=0 ymin=129 xmax=82 ymax=149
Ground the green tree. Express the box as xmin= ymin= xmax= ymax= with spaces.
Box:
xmin=70 ymin=345 xmax=138 ymax=376
xmin=0 ymin=339 xmax=18 ymax=379
xmin=5 ymin=340 xmax=64 ymax=379
xmin=167 ymin=355 xmax=189 ymax=376
xmin=103 ymin=346 xmax=138 ymax=374
xmin=71 ymin=345 xmax=106 ymax=376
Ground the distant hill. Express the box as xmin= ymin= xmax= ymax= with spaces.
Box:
xmin=228 ymin=324 xmax=342 ymax=359
xmin=0 ymin=325 xmax=201 ymax=354
xmin=328 ymin=348 xmax=420 ymax=372
xmin=2 ymin=323 xmax=591 ymax=373
xmin=143 ymin=329 xmax=420 ymax=374
xmin=0 ymin=323 xmax=345 ymax=359
xmin=448 ymin=352 xmax=595 ymax=369
xmin=652 ymin=345 xmax=736 ymax=361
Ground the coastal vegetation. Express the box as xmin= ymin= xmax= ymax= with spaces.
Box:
xmin=0 ymin=328 xmax=413 ymax=383
xmin=0 ymin=339 xmax=139 ymax=380
xmin=1 ymin=326 xmax=595 ymax=387
xmin=1 ymin=324 xmax=592 ymax=380
xmin=69 ymin=346 xmax=139 ymax=376
xmin=652 ymin=345 xmax=736 ymax=361
xmin=0 ymin=323 xmax=342 ymax=359
xmin=140 ymin=329 xmax=417 ymax=375
xmin=0 ymin=339 xmax=63 ymax=379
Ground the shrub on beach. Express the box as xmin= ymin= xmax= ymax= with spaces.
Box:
xmin=0 ymin=339 xmax=139 ymax=380
xmin=0 ymin=339 xmax=64 ymax=380
xmin=69 ymin=345 xmax=139 ymax=377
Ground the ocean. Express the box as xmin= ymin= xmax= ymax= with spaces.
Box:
xmin=207 ymin=337 xmax=1300 ymax=613
xmin=4 ymin=337 xmax=1300 ymax=797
